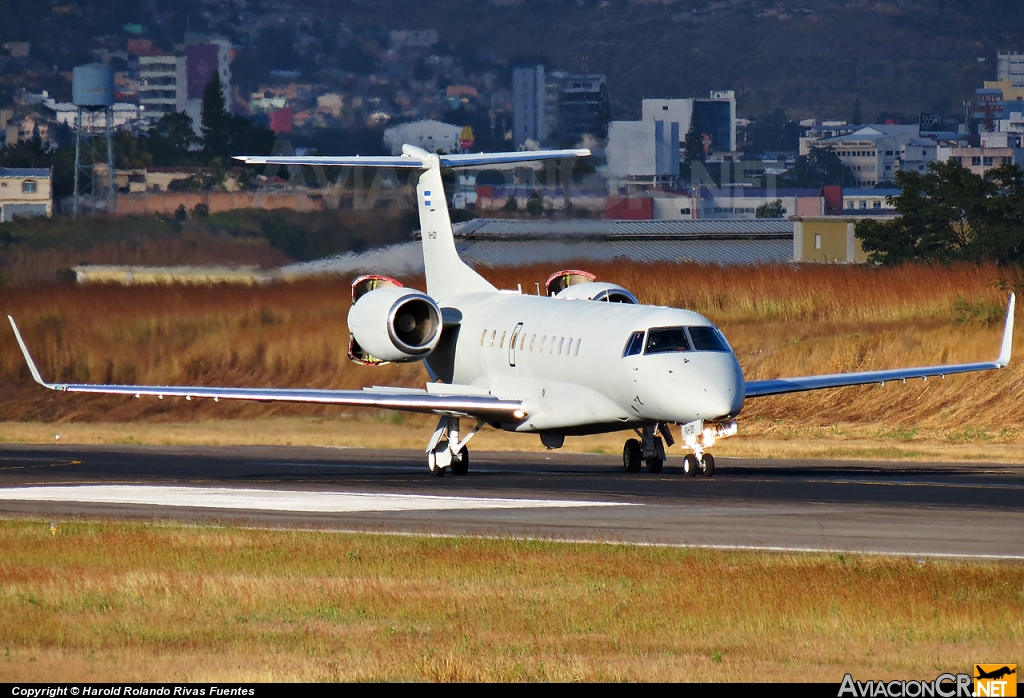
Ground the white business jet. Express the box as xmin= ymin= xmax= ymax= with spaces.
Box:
xmin=8 ymin=146 xmax=1016 ymax=477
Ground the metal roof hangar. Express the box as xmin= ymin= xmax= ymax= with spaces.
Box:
xmin=279 ymin=218 xmax=794 ymax=278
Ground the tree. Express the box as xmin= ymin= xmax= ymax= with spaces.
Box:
xmin=755 ymin=199 xmax=784 ymax=218
xmin=201 ymin=72 xmax=230 ymax=159
xmin=525 ymin=191 xmax=544 ymax=216
xmin=145 ymin=112 xmax=200 ymax=166
xmin=683 ymin=117 xmax=705 ymax=165
xmin=783 ymin=146 xmax=854 ymax=188
xmin=856 ymin=160 xmax=1024 ymax=265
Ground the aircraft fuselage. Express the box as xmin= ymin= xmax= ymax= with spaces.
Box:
xmin=428 ymin=292 xmax=747 ymax=434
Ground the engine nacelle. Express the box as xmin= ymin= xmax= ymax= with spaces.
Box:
xmin=554 ymin=281 xmax=639 ymax=304
xmin=348 ymin=285 xmax=442 ymax=364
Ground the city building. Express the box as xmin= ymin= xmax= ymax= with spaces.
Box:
xmin=182 ymin=40 xmax=232 ymax=134
xmin=512 ymin=65 xmax=547 ymax=148
xmin=138 ymin=38 xmax=231 ymax=131
xmin=138 ymin=55 xmax=186 ymax=122
xmin=0 ymin=167 xmax=52 ymax=221
xmin=384 ymin=119 xmax=463 ymax=155
xmin=513 ymin=67 xmax=609 ymax=147
xmin=606 ymin=119 xmax=680 ymax=188
xmin=641 ymin=91 xmax=738 ymax=156
xmin=841 ymin=188 xmax=900 ymax=213
xmin=819 ymin=124 xmax=920 ymax=186
xmin=997 ymin=51 xmax=1024 ymax=88
xmin=949 ymin=145 xmax=1024 ymax=176
xmin=557 ymin=73 xmax=609 ymax=145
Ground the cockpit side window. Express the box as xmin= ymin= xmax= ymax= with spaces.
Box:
xmin=644 ymin=327 xmax=691 ymax=354
xmin=622 ymin=330 xmax=645 ymax=357
xmin=687 ymin=326 xmax=731 ymax=352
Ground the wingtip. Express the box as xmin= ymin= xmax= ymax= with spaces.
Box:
xmin=997 ymin=292 xmax=1015 ymax=367
xmin=7 ymin=316 xmax=49 ymax=387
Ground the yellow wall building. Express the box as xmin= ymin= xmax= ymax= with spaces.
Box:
xmin=791 ymin=216 xmax=896 ymax=263
xmin=0 ymin=167 xmax=53 ymax=221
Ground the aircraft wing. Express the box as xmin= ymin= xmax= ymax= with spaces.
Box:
xmin=744 ymin=294 xmax=1015 ymax=398
xmin=7 ymin=317 xmax=525 ymax=423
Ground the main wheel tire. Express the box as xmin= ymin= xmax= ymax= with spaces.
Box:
xmin=645 ymin=457 xmax=664 ymax=474
xmin=623 ymin=439 xmax=642 ymax=473
xmin=683 ymin=454 xmax=699 ymax=477
xmin=428 ymin=448 xmax=446 ymax=477
xmin=452 ymin=447 xmax=469 ymax=476
xmin=700 ymin=453 xmax=715 ymax=478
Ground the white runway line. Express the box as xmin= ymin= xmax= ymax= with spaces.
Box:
xmin=0 ymin=485 xmax=638 ymax=513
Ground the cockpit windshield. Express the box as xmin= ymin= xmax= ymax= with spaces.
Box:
xmin=640 ymin=326 xmax=732 ymax=355
xmin=687 ymin=326 xmax=731 ymax=352
xmin=644 ymin=327 xmax=690 ymax=354
xmin=622 ymin=330 xmax=645 ymax=357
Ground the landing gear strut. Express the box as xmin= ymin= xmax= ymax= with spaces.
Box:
xmin=426 ymin=416 xmax=482 ymax=477
xmin=680 ymin=420 xmax=736 ymax=478
xmin=622 ymin=424 xmax=669 ymax=474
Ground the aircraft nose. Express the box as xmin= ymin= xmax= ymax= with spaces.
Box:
xmin=697 ymin=359 xmax=745 ymax=420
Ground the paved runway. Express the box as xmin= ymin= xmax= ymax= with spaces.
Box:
xmin=0 ymin=443 xmax=1021 ymax=559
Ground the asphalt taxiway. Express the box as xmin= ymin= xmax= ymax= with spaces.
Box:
xmin=0 ymin=443 xmax=1021 ymax=559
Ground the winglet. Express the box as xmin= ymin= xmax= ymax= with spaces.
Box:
xmin=7 ymin=316 xmax=51 ymax=388
xmin=997 ymin=293 xmax=1015 ymax=367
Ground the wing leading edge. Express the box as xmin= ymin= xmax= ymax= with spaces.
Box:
xmin=7 ymin=317 xmax=525 ymax=422
xmin=744 ymin=294 xmax=1015 ymax=398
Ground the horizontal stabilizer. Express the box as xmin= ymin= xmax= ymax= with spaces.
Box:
xmin=234 ymin=148 xmax=590 ymax=170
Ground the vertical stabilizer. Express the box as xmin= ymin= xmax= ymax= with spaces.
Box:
xmin=404 ymin=145 xmax=496 ymax=300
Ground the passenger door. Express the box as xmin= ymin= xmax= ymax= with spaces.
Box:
xmin=508 ymin=322 xmax=524 ymax=367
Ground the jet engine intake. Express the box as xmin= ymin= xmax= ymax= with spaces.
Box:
xmin=554 ymin=281 xmax=639 ymax=304
xmin=348 ymin=286 xmax=442 ymax=364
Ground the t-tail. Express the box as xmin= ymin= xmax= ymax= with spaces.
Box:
xmin=234 ymin=145 xmax=589 ymax=301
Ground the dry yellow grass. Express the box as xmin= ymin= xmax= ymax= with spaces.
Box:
xmin=0 ymin=519 xmax=1021 ymax=682
xmin=0 ymin=262 xmax=1021 ymax=454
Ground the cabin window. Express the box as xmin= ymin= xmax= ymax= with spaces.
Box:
xmin=622 ymin=331 xmax=645 ymax=357
xmin=540 ymin=335 xmax=546 ymax=352
xmin=557 ymin=337 xmax=564 ymax=355
xmin=530 ymin=334 xmax=536 ymax=351
xmin=574 ymin=339 xmax=581 ymax=356
xmin=549 ymin=336 xmax=556 ymax=353
xmin=687 ymin=326 xmax=731 ymax=352
xmin=480 ymin=329 xmax=487 ymax=346
xmin=499 ymin=331 xmax=506 ymax=348
xmin=490 ymin=330 xmax=496 ymax=347
xmin=519 ymin=333 xmax=526 ymax=351
xmin=566 ymin=338 xmax=573 ymax=356
xmin=645 ymin=327 xmax=690 ymax=354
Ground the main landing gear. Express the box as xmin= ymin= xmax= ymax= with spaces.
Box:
xmin=622 ymin=423 xmax=670 ymax=474
xmin=622 ymin=420 xmax=736 ymax=478
xmin=426 ymin=416 xmax=483 ymax=477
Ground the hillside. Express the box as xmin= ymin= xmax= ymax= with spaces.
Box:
xmin=322 ymin=0 xmax=1021 ymax=120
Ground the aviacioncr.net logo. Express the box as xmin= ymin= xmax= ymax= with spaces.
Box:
xmin=838 ymin=673 xmax=973 ymax=697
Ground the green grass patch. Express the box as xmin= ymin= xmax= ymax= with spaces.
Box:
xmin=0 ymin=518 xmax=1021 ymax=682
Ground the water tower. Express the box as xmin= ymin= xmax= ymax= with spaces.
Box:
xmin=72 ymin=63 xmax=117 ymax=216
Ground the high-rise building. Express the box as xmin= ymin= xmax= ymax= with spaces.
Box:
xmin=997 ymin=51 xmax=1024 ymax=88
xmin=512 ymin=66 xmax=546 ymax=148
xmin=557 ymin=73 xmax=609 ymax=145
xmin=138 ymin=55 xmax=186 ymax=122
xmin=642 ymin=90 xmax=737 ymax=156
